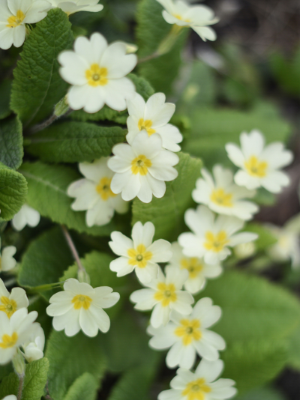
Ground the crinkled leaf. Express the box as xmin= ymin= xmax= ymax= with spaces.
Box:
xmin=0 ymin=116 xmax=23 ymax=169
xmin=63 ymin=373 xmax=99 ymax=400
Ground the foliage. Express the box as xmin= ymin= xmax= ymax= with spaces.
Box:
xmin=0 ymin=116 xmax=23 ymax=169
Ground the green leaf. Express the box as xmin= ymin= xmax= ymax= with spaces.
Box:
xmin=20 ymin=161 xmax=119 ymax=236
xmin=10 ymin=9 xmax=73 ymax=127
xmin=0 ymin=116 xmax=23 ymax=169
xmin=235 ymin=386 xmax=287 ymax=400
xmin=243 ymin=223 xmax=277 ymax=252
xmin=25 ymin=122 xmax=126 ymax=163
xmin=46 ymin=331 xmax=106 ymax=400
xmin=0 ymin=162 xmax=27 ymax=220
xmin=63 ymin=373 xmax=99 ymax=400
xmin=0 ymin=80 xmax=12 ymax=120
xmin=287 ymin=323 xmax=300 ymax=371
xmin=136 ymin=0 xmax=188 ymax=94
xmin=132 ymin=152 xmax=202 ymax=241
xmin=0 ymin=358 xmax=49 ymax=400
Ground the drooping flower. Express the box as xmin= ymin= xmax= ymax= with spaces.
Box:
xmin=108 ymin=132 xmax=179 ymax=203
xmin=0 ymin=247 xmax=17 ymax=273
xmin=48 ymin=0 xmax=103 ymax=15
xmin=12 ymin=204 xmax=40 ymax=231
xmin=46 ymin=279 xmax=120 ymax=337
xmin=109 ymin=221 xmax=172 ymax=284
xmin=193 ymin=165 xmax=258 ymax=221
xmin=22 ymin=323 xmax=45 ymax=362
xmin=126 ymin=93 xmax=182 ymax=152
xmin=0 ymin=279 xmax=29 ymax=318
xmin=156 ymin=0 xmax=219 ymax=41
xmin=58 ymin=33 xmax=137 ymax=113
xmin=148 ymin=297 xmax=225 ymax=369
xmin=67 ymin=158 xmax=128 ymax=227
xmin=169 ymin=242 xmax=222 ymax=294
xmin=226 ymin=130 xmax=293 ymax=193
xmin=158 ymin=359 xmax=237 ymax=400
xmin=0 ymin=0 xmax=50 ymax=50
xmin=130 ymin=266 xmax=194 ymax=328
xmin=178 ymin=205 xmax=258 ymax=265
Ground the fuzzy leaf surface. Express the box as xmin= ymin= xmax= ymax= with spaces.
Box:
xmin=63 ymin=373 xmax=99 ymax=400
xmin=0 ymin=116 xmax=23 ymax=169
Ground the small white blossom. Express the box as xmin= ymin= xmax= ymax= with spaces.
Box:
xmin=12 ymin=204 xmax=40 ymax=231
xmin=2 ymin=396 xmax=17 ymax=400
xmin=109 ymin=221 xmax=172 ymax=284
xmin=158 ymin=359 xmax=237 ymax=400
xmin=0 ymin=279 xmax=29 ymax=318
xmin=22 ymin=323 xmax=45 ymax=362
xmin=0 ymin=246 xmax=17 ymax=273
xmin=193 ymin=165 xmax=258 ymax=221
xmin=126 ymin=93 xmax=182 ymax=152
xmin=0 ymin=308 xmax=38 ymax=365
xmin=157 ymin=0 xmax=218 ymax=41
xmin=48 ymin=0 xmax=103 ymax=15
xmin=130 ymin=266 xmax=194 ymax=328
xmin=0 ymin=0 xmax=50 ymax=50
xmin=58 ymin=33 xmax=137 ymax=113
xmin=46 ymin=279 xmax=120 ymax=337
xmin=234 ymin=242 xmax=256 ymax=260
xmin=178 ymin=205 xmax=258 ymax=265
xmin=67 ymin=158 xmax=128 ymax=227
xmin=148 ymin=298 xmax=225 ymax=369
xmin=169 ymin=242 xmax=222 ymax=294
xmin=108 ymin=132 xmax=179 ymax=203
xmin=226 ymin=130 xmax=293 ymax=193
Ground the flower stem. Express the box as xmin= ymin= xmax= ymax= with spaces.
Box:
xmin=17 ymin=374 xmax=25 ymax=400
xmin=61 ymin=225 xmax=86 ymax=275
xmin=27 ymin=108 xmax=72 ymax=135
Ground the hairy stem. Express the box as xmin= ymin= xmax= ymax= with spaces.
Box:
xmin=28 ymin=108 xmax=72 ymax=135
xmin=17 ymin=374 xmax=24 ymax=400
xmin=61 ymin=225 xmax=86 ymax=273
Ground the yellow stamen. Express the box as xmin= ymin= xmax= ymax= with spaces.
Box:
xmin=85 ymin=64 xmax=108 ymax=87
xmin=6 ymin=10 xmax=25 ymax=28
xmin=182 ymin=378 xmax=211 ymax=400
xmin=175 ymin=319 xmax=202 ymax=346
xmin=154 ymin=283 xmax=177 ymax=307
xmin=138 ymin=118 xmax=156 ymax=136
xmin=0 ymin=297 xmax=17 ymax=318
xmin=127 ymin=244 xmax=153 ymax=268
xmin=72 ymin=295 xmax=92 ymax=310
xmin=244 ymin=156 xmax=268 ymax=177
xmin=131 ymin=155 xmax=152 ymax=175
xmin=173 ymin=13 xmax=191 ymax=23
xmin=180 ymin=258 xmax=203 ymax=279
xmin=210 ymin=188 xmax=233 ymax=207
xmin=0 ymin=332 xmax=18 ymax=349
xmin=96 ymin=177 xmax=116 ymax=201
xmin=204 ymin=231 xmax=229 ymax=253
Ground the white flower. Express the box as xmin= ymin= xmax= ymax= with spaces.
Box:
xmin=169 ymin=243 xmax=222 ymax=294
xmin=126 ymin=93 xmax=182 ymax=152
xmin=0 ymin=246 xmax=17 ymax=273
xmin=148 ymin=297 xmax=225 ymax=369
xmin=0 ymin=308 xmax=38 ymax=365
xmin=108 ymin=132 xmax=179 ymax=203
xmin=226 ymin=130 xmax=293 ymax=193
xmin=46 ymin=278 xmax=120 ymax=337
xmin=0 ymin=0 xmax=50 ymax=50
xmin=67 ymin=158 xmax=128 ymax=227
xmin=156 ymin=0 xmax=218 ymax=41
xmin=48 ymin=0 xmax=102 ymax=15
xmin=109 ymin=221 xmax=172 ymax=284
xmin=178 ymin=205 xmax=258 ymax=265
xmin=234 ymin=242 xmax=256 ymax=259
xmin=193 ymin=165 xmax=258 ymax=221
xmin=22 ymin=323 xmax=45 ymax=362
xmin=2 ymin=396 xmax=17 ymax=400
xmin=130 ymin=266 xmax=194 ymax=328
xmin=158 ymin=359 xmax=237 ymax=400
xmin=0 ymin=279 xmax=28 ymax=318
xmin=58 ymin=33 xmax=137 ymax=113
xmin=12 ymin=204 xmax=40 ymax=231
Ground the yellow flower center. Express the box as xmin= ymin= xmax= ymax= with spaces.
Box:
xmin=175 ymin=319 xmax=202 ymax=346
xmin=0 ymin=332 xmax=18 ymax=349
xmin=131 ymin=155 xmax=152 ymax=175
xmin=96 ymin=177 xmax=116 ymax=201
xmin=204 ymin=231 xmax=229 ymax=253
xmin=244 ymin=155 xmax=268 ymax=177
xmin=85 ymin=64 xmax=108 ymax=87
xmin=0 ymin=297 xmax=17 ymax=318
xmin=138 ymin=118 xmax=156 ymax=136
xmin=173 ymin=13 xmax=191 ymax=23
xmin=72 ymin=295 xmax=92 ymax=310
xmin=127 ymin=244 xmax=153 ymax=268
xmin=154 ymin=283 xmax=177 ymax=307
xmin=210 ymin=188 xmax=233 ymax=207
xmin=180 ymin=258 xmax=203 ymax=279
xmin=182 ymin=378 xmax=211 ymax=400
xmin=6 ymin=10 xmax=25 ymax=28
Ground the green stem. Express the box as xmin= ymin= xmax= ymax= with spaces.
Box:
xmin=31 ymin=282 xmax=64 ymax=292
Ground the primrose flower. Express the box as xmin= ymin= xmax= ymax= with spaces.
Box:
xmin=3 ymin=396 xmax=17 ymax=400
xmin=0 ymin=279 xmax=29 ymax=318
xmin=178 ymin=206 xmax=258 ymax=265
xmin=158 ymin=359 xmax=237 ymax=400
xmin=148 ymin=298 xmax=225 ymax=369
xmin=126 ymin=93 xmax=182 ymax=152
xmin=0 ymin=308 xmax=38 ymax=365
xmin=48 ymin=0 xmax=103 ymax=15
xmin=0 ymin=246 xmax=17 ymax=273
xmin=130 ymin=266 xmax=194 ymax=328
xmin=67 ymin=158 xmax=128 ymax=227
xmin=22 ymin=323 xmax=45 ymax=362
xmin=157 ymin=0 xmax=218 ymax=41
xmin=108 ymin=132 xmax=179 ymax=203
xmin=169 ymin=243 xmax=222 ymax=294
xmin=46 ymin=279 xmax=120 ymax=337
xmin=109 ymin=221 xmax=172 ymax=284
xmin=0 ymin=0 xmax=50 ymax=50
xmin=12 ymin=204 xmax=40 ymax=231
xmin=226 ymin=130 xmax=293 ymax=193
xmin=58 ymin=33 xmax=137 ymax=113
xmin=193 ymin=165 xmax=258 ymax=221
